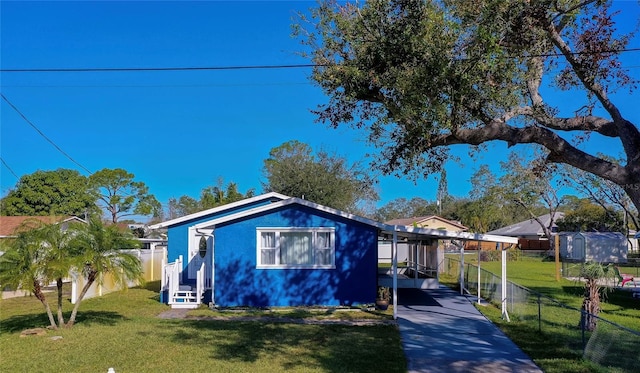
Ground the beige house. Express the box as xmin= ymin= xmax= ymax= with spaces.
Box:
xmin=386 ymin=215 xmax=468 ymax=232
xmin=380 ymin=216 xmax=468 ymax=285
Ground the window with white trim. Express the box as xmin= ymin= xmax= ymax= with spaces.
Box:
xmin=257 ymin=228 xmax=335 ymax=268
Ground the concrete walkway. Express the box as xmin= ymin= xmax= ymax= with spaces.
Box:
xmin=396 ymin=286 xmax=543 ymax=373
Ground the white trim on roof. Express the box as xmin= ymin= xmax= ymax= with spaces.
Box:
xmin=193 ymin=197 xmax=389 ymax=230
xmin=391 ymin=225 xmax=519 ymax=244
xmin=61 ymin=216 xmax=87 ymax=224
xmin=148 ymin=192 xmax=290 ymax=229
xmin=191 ymin=197 xmax=518 ymax=244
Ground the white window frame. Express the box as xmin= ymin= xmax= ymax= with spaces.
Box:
xmin=256 ymin=227 xmax=336 ymax=269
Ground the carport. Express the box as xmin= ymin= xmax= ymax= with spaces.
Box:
xmin=380 ymin=225 xmax=519 ymax=321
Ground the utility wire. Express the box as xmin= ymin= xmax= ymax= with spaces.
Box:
xmin=0 ymin=157 xmax=19 ymax=179
xmin=0 ymin=64 xmax=318 ymax=73
xmin=0 ymin=48 xmax=639 ymax=73
xmin=0 ymin=93 xmax=93 ymax=175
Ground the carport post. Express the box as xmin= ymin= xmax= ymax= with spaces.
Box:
xmin=460 ymin=242 xmax=465 ymax=295
xmin=477 ymin=241 xmax=481 ymax=304
xmin=392 ymin=227 xmax=398 ymax=320
xmin=501 ymin=242 xmax=510 ymax=321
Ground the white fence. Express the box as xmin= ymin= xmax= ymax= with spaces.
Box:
xmin=70 ymin=245 xmax=167 ymax=304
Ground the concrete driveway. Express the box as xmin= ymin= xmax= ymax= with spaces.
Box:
xmin=396 ymin=286 xmax=543 ymax=373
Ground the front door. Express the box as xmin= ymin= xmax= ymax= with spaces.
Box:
xmin=188 ymin=228 xmax=205 ymax=279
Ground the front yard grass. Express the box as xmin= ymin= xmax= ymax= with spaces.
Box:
xmin=0 ymin=282 xmax=405 ymax=373
xmin=442 ymin=255 xmax=640 ymax=373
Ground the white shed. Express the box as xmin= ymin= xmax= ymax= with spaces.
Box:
xmin=559 ymin=232 xmax=627 ymax=263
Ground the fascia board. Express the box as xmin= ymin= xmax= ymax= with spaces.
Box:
xmin=391 ymin=225 xmax=519 ymax=244
xmin=148 ymin=192 xmax=290 ymax=229
xmin=194 ymin=197 xmax=388 ymax=231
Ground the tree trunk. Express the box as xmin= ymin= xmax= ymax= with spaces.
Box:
xmin=33 ymin=280 xmax=57 ymax=329
xmin=580 ymin=278 xmax=600 ymax=332
xmin=624 ymin=186 xmax=640 ymax=221
xmin=56 ymin=277 xmax=65 ymax=326
xmin=65 ymin=271 xmax=95 ymax=327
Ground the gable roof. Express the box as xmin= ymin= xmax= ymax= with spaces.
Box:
xmin=193 ymin=197 xmax=389 ymax=231
xmin=148 ymin=192 xmax=290 ymax=229
xmin=0 ymin=216 xmax=85 ymax=238
xmin=487 ymin=212 xmax=565 ymax=237
xmin=385 ymin=215 xmax=468 ymax=231
xmin=193 ymin=197 xmax=518 ymax=244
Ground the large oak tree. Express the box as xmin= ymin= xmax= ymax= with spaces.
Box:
xmin=299 ymin=0 xmax=640 ymax=215
xmin=262 ymin=140 xmax=378 ymax=213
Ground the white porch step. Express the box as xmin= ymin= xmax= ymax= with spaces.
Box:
xmin=170 ymin=302 xmax=200 ymax=309
xmin=169 ymin=289 xmax=200 ymax=309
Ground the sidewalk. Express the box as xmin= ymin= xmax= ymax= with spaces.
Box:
xmin=396 ymin=287 xmax=542 ymax=373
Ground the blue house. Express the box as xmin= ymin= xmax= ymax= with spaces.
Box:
xmin=151 ymin=192 xmax=520 ymax=314
xmin=150 ymin=193 xmax=385 ymax=308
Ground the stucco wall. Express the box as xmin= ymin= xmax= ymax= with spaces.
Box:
xmin=166 ymin=198 xmax=277 ymax=283
xmin=213 ymin=205 xmax=378 ymax=307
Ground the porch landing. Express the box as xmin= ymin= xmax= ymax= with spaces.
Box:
xmin=378 ymin=273 xmax=439 ymax=289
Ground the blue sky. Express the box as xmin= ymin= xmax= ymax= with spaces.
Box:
xmin=1 ymin=1 xmax=639 ymax=219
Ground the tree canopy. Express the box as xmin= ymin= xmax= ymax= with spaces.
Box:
xmin=0 ymin=169 xmax=97 ymax=217
xmin=262 ymin=140 xmax=378 ymax=213
xmin=556 ymin=197 xmax=624 ymax=232
xmin=166 ymin=180 xmax=255 ymax=219
xmin=89 ymin=168 xmax=161 ymax=223
xmin=299 ymin=0 xmax=640 ymax=215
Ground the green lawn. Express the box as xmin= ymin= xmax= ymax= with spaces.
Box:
xmin=0 ymin=283 xmax=406 ymax=373
xmin=441 ymin=255 xmax=640 ymax=373
xmin=469 ymin=256 xmax=640 ymax=328
xmin=5 ymin=258 xmax=639 ymax=373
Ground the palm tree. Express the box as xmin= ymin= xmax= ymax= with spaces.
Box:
xmin=579 ymin=262 xmax=615 ymax=331
xmin=66 ymin=218 xmax=142 ymax=327
xmin=32 ymin=220 xmax=84 ymax=327
xmin=0 ymin=222 xmax=58 ymax=329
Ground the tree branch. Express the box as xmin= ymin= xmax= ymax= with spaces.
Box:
xmin=544 ymin=15 xmax=640 ymax=164
xmin=429 ymin=121 xmax=630 ymax=185
xmin=535 ymin=115 xmax=619 ymax=137
xmin=526 ymin=56 xmax=545 ymax=107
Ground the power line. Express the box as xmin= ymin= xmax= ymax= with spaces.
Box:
xmin=0 ymin=157 xmax=19 ymax=179
xmin=0 ymin=82 xmax=311 ymax=88
xmin=0 ymin=93 xmax=93 ymax=175
xmin=0 ymin=64 xmax=318 ymax=73
xmin=0 ymin=48 xmax=638 ymax=73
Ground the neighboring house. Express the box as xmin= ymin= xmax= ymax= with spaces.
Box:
xmin=385 ymin=215 xmax=468 ymax=231
xmin=151 ymin=193 xmax=519 ymax=310
xmin=0 ymin=216 xmax=87 ymax=257
xmin=382 ymin=215 xmax=468 ymax=277
xmin=0 ymin=215 xmax=86 ymax=239
xmin=487 ymin=213 xmax=565 ymax=251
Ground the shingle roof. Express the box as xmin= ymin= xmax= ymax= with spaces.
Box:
xmin=487 ymin=212 xmax=565 ymax=237
xmin=0 ymin=216 xmax=80 ymax=237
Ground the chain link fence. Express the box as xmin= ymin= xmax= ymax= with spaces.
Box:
xmin=444 ymin=257 xmax=640 ymax=372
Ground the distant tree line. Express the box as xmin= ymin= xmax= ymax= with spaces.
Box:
xmin=2 ymin=142 xmax=635 ymax=235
